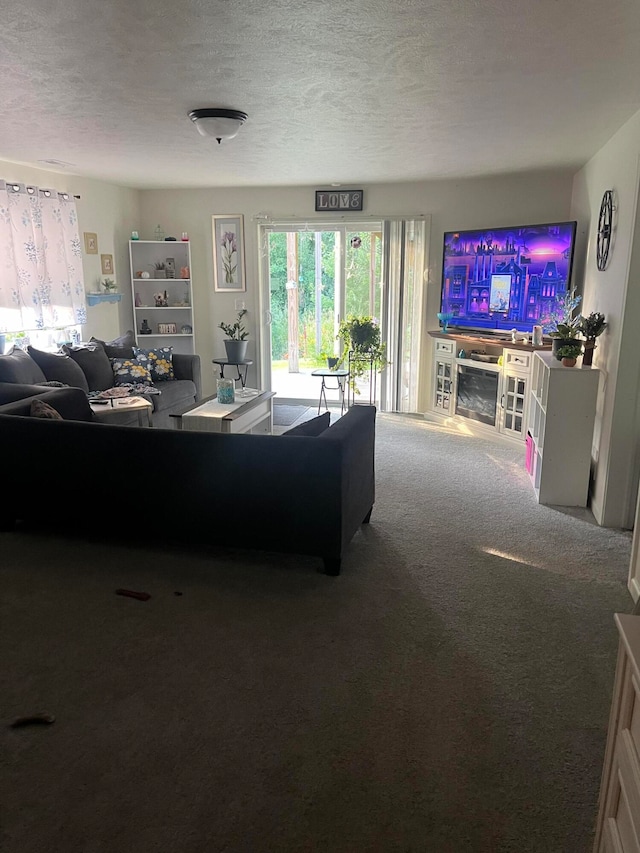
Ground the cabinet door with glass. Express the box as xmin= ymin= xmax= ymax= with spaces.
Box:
xmin=434 ymin=357 xmax=454 ymax=412
xmin=500 ymin=370 xmax=528 ymax=437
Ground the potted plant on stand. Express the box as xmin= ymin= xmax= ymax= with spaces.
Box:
xmin=337 ymin=316 xmax=387 ymax=397
xmin=577 ymin=311 xmax=607 ymax=366
xmin=219 ymin=309 xmax=249 ymax=362
xmin=555 ymin=342 xmax=583 ymax=367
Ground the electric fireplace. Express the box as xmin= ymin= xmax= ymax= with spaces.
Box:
xmin=455 ymin=364 xmax=500 ymax=427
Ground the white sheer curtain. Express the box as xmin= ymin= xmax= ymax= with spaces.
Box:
xmin=380 ymin=218 xmax=428 ymax=413
xmin=0 ymin=181 xmax=86 ymax=332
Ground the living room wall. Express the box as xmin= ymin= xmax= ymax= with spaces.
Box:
xmin=0 ymin=159 xmax=140 ymax=342
xmin=137 ymin=169 xmax=575 ymax=406
xmin=571 ymin=108 xmax=640 ymax=529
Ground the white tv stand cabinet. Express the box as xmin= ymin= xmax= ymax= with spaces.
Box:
xmin=430 ymin=330 xmax=547 ymax=443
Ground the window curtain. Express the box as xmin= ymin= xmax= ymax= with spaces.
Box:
xmin=0 ymin=181 xmax=86 ymax=332
xmin=380 ymin=218 xmax=428 ymax=413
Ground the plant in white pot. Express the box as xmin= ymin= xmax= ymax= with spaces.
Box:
xmin=219 ymin=309 xmax=249 ymax=362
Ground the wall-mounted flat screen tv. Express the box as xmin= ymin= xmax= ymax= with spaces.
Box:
xmin=440 ymin=221 xmax=577 ymax=334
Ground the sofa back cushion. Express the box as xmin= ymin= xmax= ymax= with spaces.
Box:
xmin=63 ymin=344 xmax=114 ymax=391
xmin=0 ymin=347 xmax=47 ymax=384
xmin=283 ymin=412 xmax=331 ymax=436
xmin=27 ymin=346 xmax=90 ymax=392
xmin=90 ymin=330 xmax=136 ymax=359
xmin=0 ymin=387 xmax=93 ymax=421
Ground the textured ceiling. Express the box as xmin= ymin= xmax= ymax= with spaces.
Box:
xmin=1 ymin=0 xmax=640 ymax=188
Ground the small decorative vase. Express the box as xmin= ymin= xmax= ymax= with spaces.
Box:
xmin=224 ymin=339 xmax=248 ymax=363
xmin=140 ymin=319 xmax=152 ymax=335
xmin=217 ymin=378 xmax=235 ymax=404
xmin=582 ymin=340 xmax=595 ymax=367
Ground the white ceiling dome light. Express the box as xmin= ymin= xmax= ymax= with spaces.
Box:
xmin=188 ymin=108 xmax=248 ymax=144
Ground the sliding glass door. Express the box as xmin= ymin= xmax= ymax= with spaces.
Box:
xmin=258 ymin=217 xmax=427 ymax=412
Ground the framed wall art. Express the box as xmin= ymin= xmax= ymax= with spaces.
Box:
xmin=84 ymin=232 xmax=98 ymax=254
xmin=100 ymin=254 xmax=114 ymax=275
xmin=212 ymin=214 xmax=245 ymax=292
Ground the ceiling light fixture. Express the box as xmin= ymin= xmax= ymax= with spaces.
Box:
xmin=188 ymin=108 xmax=248 ymax=144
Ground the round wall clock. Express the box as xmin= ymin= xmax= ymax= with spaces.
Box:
xmin=597 ymin=189 xmax=614 ymax=271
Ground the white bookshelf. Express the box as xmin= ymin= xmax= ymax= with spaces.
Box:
xmin=526 ymin=351 xmax=600 ymax=506
xmin=129 ymin=240 xmax=195 ymax=356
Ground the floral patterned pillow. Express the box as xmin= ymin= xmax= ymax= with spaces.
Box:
xmin=133 ymin=347 xmax=174 ymax=381
xmin=111 ymin=355 xmax=153 ymax=386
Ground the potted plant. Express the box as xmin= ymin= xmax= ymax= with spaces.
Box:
xmin=555 ymin=342 xmax=583 ymax=367
xmin=577 ymin=311 xmax=607 ymax=366
xmin=541 ymin=288 xmax=582 ymax=355
xmin=219 ymin=309 xmax=249 ymax=362
xmin=154 ymin=261 xmax=167 ymax=279
xmin=337 ymin=316 xmax=387 ymax=393
xmin=320 ymin=351 xmax=339 ymax=369
xmin=102 ymin=277 xmax=117 ymax=293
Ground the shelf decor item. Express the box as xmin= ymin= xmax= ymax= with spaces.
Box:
xmin=217 ymin=377 xmax=235 ymax=404
xmin=212 ymin=214 xmax=246 ymax=292
xmin=577 ymin=311 xmax=607 ymax=367
xmin=541 ymin=287 xmax=582 ymax=355
xmin=555 ymin=343 xmax=582 ymax=367
xmin=437 ymin=311 xmax=454 ymax=333
xmin=219 ymin=308 xmax=248 ymax=362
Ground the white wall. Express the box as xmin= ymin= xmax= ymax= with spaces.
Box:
xmin=571 ymin=109 xmax=640 ymax=528
xmin=0 ymin=160 xmax=140 ymax=342
xmin=138 ymin=170 xmax=574 ymax=399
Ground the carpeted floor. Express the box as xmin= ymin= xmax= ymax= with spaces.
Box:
xmin=0 ymin=413 xmax=632 ymax=852
xmin=272 ymin=404 xmax=312 ymax=426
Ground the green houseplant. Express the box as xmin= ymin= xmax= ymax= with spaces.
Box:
xmin=555 ymin=342 xmax=582 ymax=367
xmin=219 ymin=309 xmax=249 ymax=362
xmin=542 ymin=288 xmax=582 ymax=355
xmin=337 ymin=316 xmax=387 ymax=394
xmin=577 ymin=311 xmax=607 ymax=366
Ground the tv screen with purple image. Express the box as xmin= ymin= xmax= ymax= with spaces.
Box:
xmin=440 ymin=221 xmax=577 ymax=334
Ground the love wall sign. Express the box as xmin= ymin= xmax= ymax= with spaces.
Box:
xmin=315 ymin=189 xmax=363 ymax=212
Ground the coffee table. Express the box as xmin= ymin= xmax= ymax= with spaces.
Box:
xmin=170 ymin=390 xmax=275 ymax=434
xmin=90 ymin=396 xmax=153 ymax=427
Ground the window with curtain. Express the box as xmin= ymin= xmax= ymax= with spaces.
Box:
xmin=0 ymin=180 xmax=86 ymax=335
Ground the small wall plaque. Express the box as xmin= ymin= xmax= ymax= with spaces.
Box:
xmin=315 ymin=190 xmax=363 ymax=212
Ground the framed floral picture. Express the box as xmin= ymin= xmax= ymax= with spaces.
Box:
xmin=84 ymin=232 xmax=98 ymax=254
xmin=100 ymin=254 xmax=114 ymax=275
xmin=212 ymin=214 xmax=245 ymax=292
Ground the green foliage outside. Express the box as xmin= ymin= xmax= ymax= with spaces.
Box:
xmin=268 ymin=230 xmax=381 ymax=363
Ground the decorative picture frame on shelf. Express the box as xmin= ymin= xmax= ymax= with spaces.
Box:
xmin=84 ymin=232 xmax=98 ymax=254
xmin=212 ymin=214 xmax=245 ymax=292
xmin=100 ymin=254 xmax=114 ymax=275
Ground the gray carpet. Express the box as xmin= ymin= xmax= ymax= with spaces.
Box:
xmin=273 ymin=404 xmax=311 ymax=426
xmin=0 ymin=414 xmax=632 ymax=852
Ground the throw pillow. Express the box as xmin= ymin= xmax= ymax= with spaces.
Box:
xmin=63 ymin=344 xmax=114 ymax=392
xmin=30 ymin=399 xmax=63 ymax=420
xmin=111 ymin=355 xmax=153 ymax=386
xmin=0 ymin=347 xmax=47 ymax=384
xmin=27 ymin=346 xmax=90 ymax=393
xmin=133 ymin=346 xmax=174 ymax=381
xmin=283 ymin=412 xmax=331 ymax=436
xmin=90 ymin=330 xmax=136 ymax=359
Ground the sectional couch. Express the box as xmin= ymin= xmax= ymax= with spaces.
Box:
xmin=0 ymin=334 xmax=201 ymax=427
xmin=0 ymin=385 xmax=376 ymax=574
